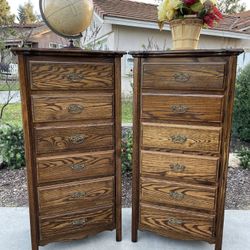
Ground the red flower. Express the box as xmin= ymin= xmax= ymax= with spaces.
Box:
xmin=213 ymin=6 xmax=223 ymax=19
xmin=183 ymin=0 xmax=197 ymax=5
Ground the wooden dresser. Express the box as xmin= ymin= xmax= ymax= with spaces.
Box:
xmin=130 ymin=49 xmax=243 ymax=250
xmin=13 ymin=48 xmax=125 ymax=250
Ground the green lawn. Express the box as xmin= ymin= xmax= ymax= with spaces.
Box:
xmin=0 ymin=100 xmax=132 ymax=126
xmin=0 ymin=103 xmax=22 ymax=126
xmin=122 ymin=100 xmax=132 ymax=123
xmin=0 ymin=82 xmax=20 ymax=91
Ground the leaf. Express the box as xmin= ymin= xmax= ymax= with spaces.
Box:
xmin=190 ymin=2 xmax=204 ymax=13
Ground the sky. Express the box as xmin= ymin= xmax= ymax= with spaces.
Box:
xmin=6 ymin=0 xmax=250 ymax=16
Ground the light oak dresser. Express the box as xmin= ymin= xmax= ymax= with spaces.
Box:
xmin=130 ymin=49 xmax=243 ymax=250
xmin=13 ymin=48 xmax=125 ymax=250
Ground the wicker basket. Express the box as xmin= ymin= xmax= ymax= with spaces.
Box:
xmin=170 ymin=17 xmax=203 ymax=50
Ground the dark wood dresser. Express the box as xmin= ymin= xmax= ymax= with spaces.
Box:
xmin=130 ymin=49 xmax=243 ymax=250
xmin=13 ymin=48 xmax=125 ymax=250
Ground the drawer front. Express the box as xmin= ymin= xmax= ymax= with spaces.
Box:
xmin=37 ymin=151 xmax=115 ymax=184
xmin=140 ymin=177 xmax=216 ymax=211
xmin=142 ymin=123 xmax=221 ymax=153
xmin=143 ymin=63 xmax=225 ymax=90
xmin=141 ymin=151 xmax=219 ymax=184
xmin=32 ymin=94 xmax=113 ymax=123
xmin=142 ymin=94 xmax=224 ymax=123
xmin=35 ymin=123 xmax=113 ymax=154
xmin=30 ymin=62 xmax=113 ymax=90
xmin=40 ymin=206 xmax=114 ymax=243
xmin=38 ymin=177 xmax=114 ymax=215
xmin=140 ymin=204 xmax=215 ymax=242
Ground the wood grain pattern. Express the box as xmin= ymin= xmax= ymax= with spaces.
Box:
xmin=30 ymin=62 xmax=113 ymax=90
xmin=140 ymin=204 xmax=215 ymax=243
xmin=31 ymin=94 xmax=113 ymax=123
xmin=40 ymin=206 xmax=114 ymax=244
xmin=35 ymin=123 xmax=113 ymax=154
xmin=142 ymin=94 xmax=223 ymax=123
xmin=141 ymin=177 xmax=216 ymax=211
xmin=141 ymin=151 xmax=219 ymax=184
xmin=38 ymin=177 xmax=114 ymax=215
xmin=142 ymin=123 xmax=221 ymax=153
xmin=143 ymin=63 xmax=225 ymax=90
xmin=37 ymin=151 xmax=114 ymax=184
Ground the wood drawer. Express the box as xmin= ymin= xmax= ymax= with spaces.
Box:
xmin=35 ymin=123 xmax=113 ymax=154
xmin=31 ymin=93 xmax=113 ymax=123
xmin=29 ymin=61 xmax=113 ymax=90
xmin=40 ymin=206 xmax=114 ymax=244
xmin=142 ymin=94 xmax=224 ymax=123
xmin=140 ymin=204 xmax=215 ymax=243
xmin=37 ymin=151 xmax=115 ymax=184
xmin=140 ymin=177 xmax=216 ymax=211
xmin=143 ymin=63 xmax=225 ymax=90
xmin=38 ymin=177 xmax=114 ymax=215
xmin=142 ymin=123 xmax=221 ymax=153
xmin=141 ymin=151 xmax=219 ymax=184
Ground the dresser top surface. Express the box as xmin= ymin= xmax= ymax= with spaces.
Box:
xmin=12 ymin=48 xmax=126 ymax=57
xmin=129 ymin=49 xmax=244 ymax=57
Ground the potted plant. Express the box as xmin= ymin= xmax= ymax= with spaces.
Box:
xmin=158 ymin=0 xmax=223 ymax=50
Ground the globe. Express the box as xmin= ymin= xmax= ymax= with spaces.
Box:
xmin=39 ymin=0 xmax=94 ymax=38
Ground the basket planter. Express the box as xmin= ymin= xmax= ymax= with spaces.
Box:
xmin=170 ymin=17 xmax=203 ymax=50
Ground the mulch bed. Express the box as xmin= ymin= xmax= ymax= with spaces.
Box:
xmin=0 ymin=166 xmax=249 ymax=209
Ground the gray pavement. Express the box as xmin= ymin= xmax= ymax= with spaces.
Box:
xmin=0 ymin=208 xmax=249 ymax=250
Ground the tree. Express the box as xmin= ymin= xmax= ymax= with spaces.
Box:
xmin=0 ymin=0 xmax=15 ymax=25
xmin=218 ymin=0 xmax=246 ymax=14
xmin=17 ymin=1 xmax=37 ymax=25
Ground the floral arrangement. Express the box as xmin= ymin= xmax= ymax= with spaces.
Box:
xmin=158 ymin=0 xmax=223 ymax=29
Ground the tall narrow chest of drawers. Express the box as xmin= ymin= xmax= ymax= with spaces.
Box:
xmin=13 ymin=48 xmax=125 ymax=250
xmin=130 ymin=49 xmax=243 ymax=250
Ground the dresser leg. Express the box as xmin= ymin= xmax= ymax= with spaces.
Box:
xmin=215 ymin=239 xmax=222 ymax=250
xmin=116 ymin=228 xmax=122 ymax=242
xmin=32 ymin=242 xmax=38 ymax=250
xmin=132 ymin=225 xmax=138 ymax=242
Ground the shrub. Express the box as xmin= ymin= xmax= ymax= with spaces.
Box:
xmin=0 ymin=125 xmax=25 ymax=169
xmin=233 ymin=64 xmax=250 ymax=141
xmin=237 ymin=146 xmax=250 ymax=170
xmin=121 ymin=128 xmax=132 ymax=174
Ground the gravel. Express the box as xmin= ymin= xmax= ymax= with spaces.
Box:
xmin=0 ymin=156 xmax=249 ymax=209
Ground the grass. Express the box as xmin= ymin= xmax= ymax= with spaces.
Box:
xmin=0 ymin=103 xmax=22 ymax=126
xmin=122 ymin=99 xmax=133 ymax=124
xmin=0 ymin=81 xmax=20 ymax=91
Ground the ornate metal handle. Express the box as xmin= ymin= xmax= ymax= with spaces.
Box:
xmin=68 ymin=104 xmax=84 ymax=114
xmin=171 ymin=135 xmax=187 ymax=144
xmin=170 ymin=191 xmax=185 ymax=200
xmin=66 ymin=72 xmax=83 ymax=82
xmin=69 ymin=135 xmax=85 ymax=144
xmin=170 ymin=163 xmax=186 ymax=173
xmin=71 ymin=163 xmax=85 ymax=171
xmin=174 ymin=72 xmax=190 ymax=82
xmin=171 ymin=105 xmax=188 ymax=114
xmin=71 ymin=192 xmax=86 ymax=199
xmin=72 ymin=218 xmax=87 ymax=226
xmin=167 ymin=218 xmax=183 ymax=225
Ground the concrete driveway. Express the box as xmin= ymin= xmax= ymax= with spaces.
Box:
xmin=0 ymin=208 xmax=249 ymax=250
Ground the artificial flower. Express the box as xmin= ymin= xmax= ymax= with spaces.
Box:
xmin=158 ymin=0 xmax=169 ymax=22
xmin=183 ymin=0 xmax=197 ymax=5
xmin=200 ymin=0 xmax=217 ymax=4
xmin=169 ymin=0 xmax=182 ymax=10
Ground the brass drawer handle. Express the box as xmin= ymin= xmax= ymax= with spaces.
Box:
xmin=170 ymin=191 xmax=185 ymax=200
xmin=170 ymin=163 xmax=186 ymax=173
xmin=71 ymin=163 xmax=85 ymax=171
xmin=68 ymin=104 xmax=84 ymax=114
xmin=69 ymin=135 xmax=85 ymax=144
xmin=66 ymin=72 xmax=83 ymax=82
xmin=71 ymin=192 xmax=86 ymax=199
xmin=167 ymin=218 xmax=183 ymax=225
xmin=171 ymin=105 xmax=188 ymax=114
xmin=72 ymin=218 xmax=87 ymax=226
xmin=171 ymin=135 xmax=187 ymax=144
xmin=174 ymin=72 xmax=190 ymax=82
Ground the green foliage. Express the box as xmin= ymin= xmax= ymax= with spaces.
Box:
xmin=218 ymin=0 xmax=246 ymax=14
xmin=122 ymin=99 xmax=133 ymax=124
xmin=17 ymin=2 xmax=37 ymax=24
xmin=121 ymin=129 xmax=132 ymax=174
xmin=0 ymin=0 xmax=15 ymax=25
xmin=237 ymin=146 xmax=250 ymax=170
xmin=0 ymin=126 xmax=25 ymax=169
xmin=233 ymin=63 xmax=250 ymax=142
